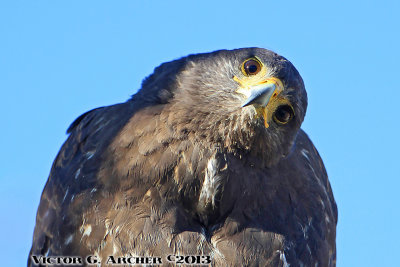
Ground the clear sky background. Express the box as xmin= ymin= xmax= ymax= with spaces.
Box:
xmin=0 ymin=0 xmax=398 ymax=266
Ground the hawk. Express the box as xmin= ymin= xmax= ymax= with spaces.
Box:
xmin=29 ymin=48 xmax=337 ymax=266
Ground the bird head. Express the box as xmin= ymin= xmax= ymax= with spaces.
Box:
xmin=137 ymin=48 xmax=308 ymax=166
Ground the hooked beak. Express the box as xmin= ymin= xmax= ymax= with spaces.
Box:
xmin=241 ymin=82 xmax=276 ymax=107
xmin=235 ymin=77 xmax=284 ymax=128
xmin=236 ymin=77 xmax=284 ymax=108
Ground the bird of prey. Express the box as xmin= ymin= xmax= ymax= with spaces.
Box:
xmin=29 ymin=48 xmax=337 ymax=266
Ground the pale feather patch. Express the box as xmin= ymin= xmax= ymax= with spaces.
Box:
xmin=277 ymin=250 xmax=290 ymax=267
xmin=319 ymin=198 xmax=325 ymax=209
xmin=298 ymin=217 xmax=313 ymax=239
xmin=306 ymin=244 xmax=312 ymax=255
xmin=64 ymin=234 xmax=74 ymax=245
xmin=86 ymin=151 xmax=95 ymax=159
xmin=325 ymin=213 xmax=331 ymax=223
xmin=74 ymin=168 xmax=81 ymax=179
xmin=199 ymin=156 xmax=222 ymax=207
xmin=301 ymin=149 xmax=310 ymax=161
xmin=62 ymin=188 xmax=69 ymax=203
xmin=45 ymin=248 xmax=50 ymax=257
xmin=43 ymin=210 xmax=49 ymax=218
xmin=80 ymin=224 xmax=92 ymax=239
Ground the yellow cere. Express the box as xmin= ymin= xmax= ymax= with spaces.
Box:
xmin=233 ymin=58 xmax=289 ymax=128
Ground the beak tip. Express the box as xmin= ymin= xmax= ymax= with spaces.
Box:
xmin=241 ymin=101 xmax=251 ymax=108
xmin=240 ymin=83 xmax=276 ymax=108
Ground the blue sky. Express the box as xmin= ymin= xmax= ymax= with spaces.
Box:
xmin=0 ymin=0 xmax=399 ymax=266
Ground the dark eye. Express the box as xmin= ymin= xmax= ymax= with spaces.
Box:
xmin=273 ymin=105 xmax=294 ymax=125
xmin=243 ymin=59 xmax=262 ymax=76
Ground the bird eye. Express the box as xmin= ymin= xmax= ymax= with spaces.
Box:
xmin=273 ymin=105 xmax=294 ymax=125
xmin=242 ymin=58 xmax=262 ymax=76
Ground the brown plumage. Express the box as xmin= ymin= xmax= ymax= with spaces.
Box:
xmin=29 ymin=48 xmax=337 ymax=266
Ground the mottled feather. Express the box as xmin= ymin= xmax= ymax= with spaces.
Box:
xmin=29 ymin=48 xmax=337 ymax=267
